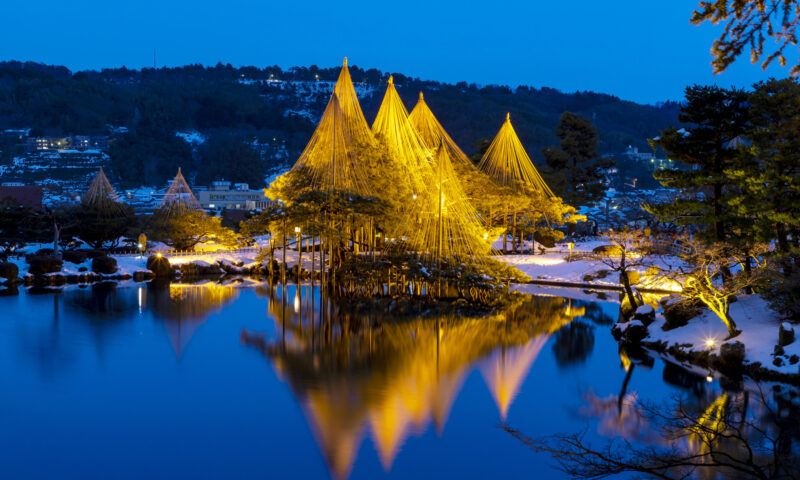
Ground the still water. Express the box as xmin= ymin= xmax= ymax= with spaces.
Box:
xmin=0 ymin=282 xmax=792 ymax=479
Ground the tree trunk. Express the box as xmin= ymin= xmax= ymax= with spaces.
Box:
xmin=512 ymin=211 xmax=517 ymax=253
xmin=743 ymin=253 xmax=752 ymax=295
xmin=502 ymin=211 xmax=507 ymax=254
xmin=620 ymin=269 xmax=638 ymax=310
xmin=776 ymin=223 xmax=792 ymax=276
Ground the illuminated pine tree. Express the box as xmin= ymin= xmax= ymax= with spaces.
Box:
xmin=478 ymin=114 xmax=578 ymax=252
xmin=406 ymin=142 xmax=493 ymax=263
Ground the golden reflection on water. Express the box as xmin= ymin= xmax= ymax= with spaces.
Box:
xmin=147 ymin=282 xmax=240 ymax=356
xmin=243 ymin=287 xmax=586 ymax=479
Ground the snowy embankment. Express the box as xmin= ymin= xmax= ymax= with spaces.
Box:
xmin=499 ymin=253 xmax=618 ymax=285
xmin=7 ymin=246 xmax=319 ymax=280
xmin=497 ymin=241 xmax=798 ymax=379
xmin=641 ymin=295 xmax=799 ymax=378
xmin=495 ymin=240 xmax=617 ymax=286
xmin=162 ymin=247 xmax=314 ymax=271
xmin=495 ymin=240 xmax=683 ymax=292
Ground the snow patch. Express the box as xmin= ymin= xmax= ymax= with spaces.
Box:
xmin=175 ymin=131 xmax=206 ymax=145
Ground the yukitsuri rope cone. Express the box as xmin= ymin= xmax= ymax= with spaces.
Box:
xmin=159 ymin=167 xmax=202 ymax=215
xmin=371 ymin=75 xmax=434 ymax=199
xmin=83 ymin=167 xmax=124 ymax=213
xmin=409 ymin=91 xmax=496 ymax=208
xmin=332 ymin=57 xmax=375 ymax=147
xmin=292 ymin=93 xmax=373 ymax=194
xmin=478 ymin=113 xmax=555 ymax=197
xmin=406 ymin=142 xmax=492 ymax=263
xmin=279 ymin=57 xmax=377 ymax=195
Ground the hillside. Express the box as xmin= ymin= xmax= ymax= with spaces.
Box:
xmin=0 ymin=61 xmax=680 ymax=188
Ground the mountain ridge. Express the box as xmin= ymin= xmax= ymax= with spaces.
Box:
xmin=0 ymin=60 xmax=680 ymax=187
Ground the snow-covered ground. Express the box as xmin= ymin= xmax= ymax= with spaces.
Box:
xmin=643 ymin=295 xmax=800 ymax=376
xmin=500 ymin=253 xmax=615 ymax=285
xmin=494 ymin=239 xmax=684 ymax=292
xmin=175 ymin=130 xmax=206 ymax=145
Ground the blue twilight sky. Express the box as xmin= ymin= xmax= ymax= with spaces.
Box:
xmin=0 ymin=0 xmax=786 ymax=104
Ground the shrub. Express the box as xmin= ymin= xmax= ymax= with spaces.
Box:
xmin=62 ymin=250 xmax=88 ymax=264
xmin=27 ymin=256 xmax=63 ymax=275
xmin=0 ymin=262 xmax=19 ymax=279
xmin=592 ymin=244 xmax=624 ymax=256
xmin=91 ymin=256 xmax=118 ymax=274
xmin=764 ymin=270 xmax=800 ymax=321
xmin=663 ymin=297 xmax=704 ymax=330
xmin=779 ymin=323 xmax=795 ymax=347
xmin=146 ymin=255 xmax=172 ymax=277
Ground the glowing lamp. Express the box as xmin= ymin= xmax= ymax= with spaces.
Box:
xmin=138 ymin=243 xmax=143 ymax=249
xmin=412 ymin=194 xmax=417 ymax=200
xmin=483 ymin=233 xmax=489 ymax=240
xmin=706 ymin=375 xmax=713 ymax=383
xmin=294 ymin=226 xmax=301 ymax=233
xmin=705 ymin=338 xmax=715 ymax=348
xmin=156 ymin=252 xmax=162 ymax=258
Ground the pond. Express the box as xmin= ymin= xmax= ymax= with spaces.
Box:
xmin=0 ymin=282 xmax=796 ymax=479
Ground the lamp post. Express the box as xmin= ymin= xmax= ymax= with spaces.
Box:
xmin=295 ymin=226 xmax=302 ymax=280
xmin=567 ymin=242 xmax=575 ymax=261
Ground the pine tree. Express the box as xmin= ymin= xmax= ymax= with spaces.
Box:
xmin=71 ymin=168 xmax=135 ymax=249
xmin=541 ymin=112 xmax=614 ymax=207
xmin=734 ymin=78 xmax=800 ymax=275
xmin=647 ymin=85 xmax=750 ymax=245
xmin=150 ymin=168 xmax=236 ymax=250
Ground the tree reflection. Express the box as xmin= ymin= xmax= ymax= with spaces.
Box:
xmin=64 ymin=282 xmax=138 ymax=321
xmin=242 ymin=290 xmax=588 ymax=479
xmin=147 ymin=280 xmax=240 ymax=357
xmin=552 ymin=321 xmax=594 ymax=368
xmin=505 ymin=363 xmax=800 ymax=480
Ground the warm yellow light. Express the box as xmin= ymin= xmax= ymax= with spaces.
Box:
xmin=567 ymin=242 xmax=574 ymax=250
xmin=156 ymin=252 xmax=162 ymax=258
xmin=705 ymin=338 xmax=715 ymax=348
xmin=295 ymin=226 xmax=301 ymax=233
xmin=483 ymin=233 xmax=488 ymax=240
xmin=412 ymin=194 xmax=417 ymax=200
xmin=706 ymin=375 xmax=713 ymax=383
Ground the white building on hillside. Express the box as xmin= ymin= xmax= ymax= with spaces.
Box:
xmin=196 ymin=181 xmax=271 ymax=210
